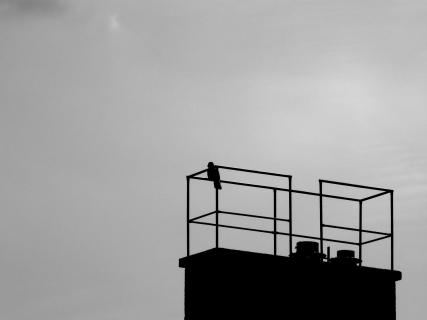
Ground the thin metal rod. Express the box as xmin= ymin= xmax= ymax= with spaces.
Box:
xmin=186 ymin=177 xmax=190 ymax=256
xmin=190 ymin=177 xmax=360 ymax=201
xmin=219 ymin=210 xmax=289 ymax=222
xmin=362 ymin=234 xmax=391 ymax=245
xmin=289 ymin=177 xmax=293 ymax=256
xmin=190 ymin=176 xmax=273 ymax=190
xmin=323 ymin=224 xmax=390 ymax=236
xmin=192 ymin=221 xmax=275 ymax=235
xmin=190 ymin=221 xmax=359 ymax=245
xmin=274 ymin=189 xmax=277 ymax=256
xmin=362 ymin=190 xmax=390 ymax=201
xmin=216 ymin=165 xmax=292 ymax=178
xmin=359 ymin=200 xmax=363 ymax=266
xmin=189 ymin=213 xmax=392 ymax=242
xmin=189 ymin=211 xmax=216 ymax=222
xmin=319 ymin=180 xmax=323 ymax=256
xmin=391 ymin=191 xmax=394 ymax=270
xmin=291 ymin=189 xmax=358 ymax=201
xmin=320 ymin=179 xmax=392 ymax=192
xmin=215 ymin=188 xmax=219 ymax=249
xmin=283 ymin=233 xmax=359 ymax=245
xmin=188 ymin=168 xmax=208 ymax=178
xmin=189 ymin=211 xmax=391 ymax=240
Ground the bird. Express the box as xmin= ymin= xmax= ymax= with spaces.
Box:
xmin=207 ymin=162 xmax=222 ymax=190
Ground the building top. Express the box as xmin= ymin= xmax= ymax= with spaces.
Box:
xmin=179 ymin=247 xmax=402 ymax=282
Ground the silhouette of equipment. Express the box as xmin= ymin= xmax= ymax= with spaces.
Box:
xmin=181 ymin=164 xmax=402 ymax=320
xmin=291 ymin=241 xmax=326 ymax=262
xmin=330 ymin=249 xmax=361 ymax=265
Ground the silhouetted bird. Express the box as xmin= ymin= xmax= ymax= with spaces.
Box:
xmin=207 ymin=162 xmax=222 ymax=190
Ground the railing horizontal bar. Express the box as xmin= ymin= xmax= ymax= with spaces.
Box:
xmin=291 ymin=189 xmax=359 ymax=201
xmin=276 ymin=232 xmax=319 ymax=241
xmin=189 ymin=211 xmax=216 ymax=222
xmin=320 ymin=179 xmax=392 ymax=192
xmin=217 ymin=165 xmax=292 ymax=178
xmin=362 ymin=190 xmax=390 ymax=201
xmin=191 ymin=221 xmax=359 ymax=246
xmin=362 ymin=234 xmax=391 ymax=245
xmin=188 ymin=168 xmax=208 ymax=178
xmin=321 ymin=237 xmax=358 ymax=246
xmin=278 ymin=232 xmax=359 ymax=245
xmin=323 ymin=224 xmax=390 ymax=236
xmin=190 ymin=177 xmax=360 ymax=202
xmin=190 ymin=177 xmax=274 ymax=190
xmin=221 ymin=179 xmax=277 ymax=191
xmin=219 ymin=210 xmax=290 ymax=222
xmin=191 ymin=221 xmax=275 ymax=234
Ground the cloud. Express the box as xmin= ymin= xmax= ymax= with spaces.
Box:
xmin=109 ymin=13 xmax=120 ymax=31
xmin=0 ymin=0 xmax=65 ymax=16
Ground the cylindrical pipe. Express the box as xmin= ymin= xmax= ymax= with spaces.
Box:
xmin=215 ymin=188 xmax=219 ymax=248
xmin=391 ymin=191 xmax=394 ymax=270
xmin=289 ymin=177 xmax=293 ymax=256
xmin=273 ymin=189 xmax=277 ymax=256
xmin=359 ymin=200 xmax=363 ymax=266
xmin=319 ymin=181 xmax=323 ymax=256
xmin=186 ymin=177 xmax=190 ymax=256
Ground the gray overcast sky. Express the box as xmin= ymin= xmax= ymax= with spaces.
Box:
xmin=0 ymin=0 xmax=426 ymax=319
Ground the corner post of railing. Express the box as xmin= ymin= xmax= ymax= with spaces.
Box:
xmin=390 ymin=190 xmax=394 ymax=271
xmin=359 ymin=200 xmax=363 ymax=266
xmin=288 ymin=177 xmax=293 ymax=256
xmin=319 ymin=180 xmax=323 ymax=256
xmin=215 ymin=187 xmax=219 ymax=249
xmin=186 ymin=176 xmax=190 ymax=256
xmin=273 ymin=188 xmax=277 ymax=256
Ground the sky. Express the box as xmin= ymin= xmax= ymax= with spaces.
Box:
xmin=0 ymin=0 xmax=426 ymax=319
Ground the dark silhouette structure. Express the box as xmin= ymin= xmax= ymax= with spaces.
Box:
xmin=180 ymin=164 xmax=402 ymax=320
xmin=207 ymin=162 xmax=222 ymax=190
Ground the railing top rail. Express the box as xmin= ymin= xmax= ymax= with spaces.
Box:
xmin=188 ymin=167 xmax=393 ymax=201
xmin=188 ymin=168 xmax=208 ymax=178
xmin=188 ymin=165 xmax=292 ymax=178
xmin=189 ymin=176 xmax=360 ymax=201
xmin=320 ymin=179 xmax=393 ymax=193
xmin=216 ymin=165 xmax=292 ymax=178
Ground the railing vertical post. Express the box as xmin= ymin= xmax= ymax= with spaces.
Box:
xmin=187 ymin=177 xmax=190 ymax=256
xmin=273 ymin=189 xmax=277 ymax=256
xmin=215 ymin=187 xmax=219 ymax=249
xmin=359 ymin=200 xmax=363 ymax=266
xmin=319 ymin=180 xmax=323 ymax=256
xmin=288 ymin=177 xmax=293 ymax=256
xmin=390 ymin=191 xmax=394 ymax=270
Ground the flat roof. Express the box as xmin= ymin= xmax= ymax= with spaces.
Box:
xmin=179 ymin=248 xmax=402 ymax=282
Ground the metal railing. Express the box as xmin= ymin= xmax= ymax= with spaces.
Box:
xmin=186 ymin=165 xmax=394 ymax=270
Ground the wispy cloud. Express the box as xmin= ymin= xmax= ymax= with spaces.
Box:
xmin=109 ymin=13 xmax=120 ymax=31
xmin=0 ymin=0 xmax=65 ymax=16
